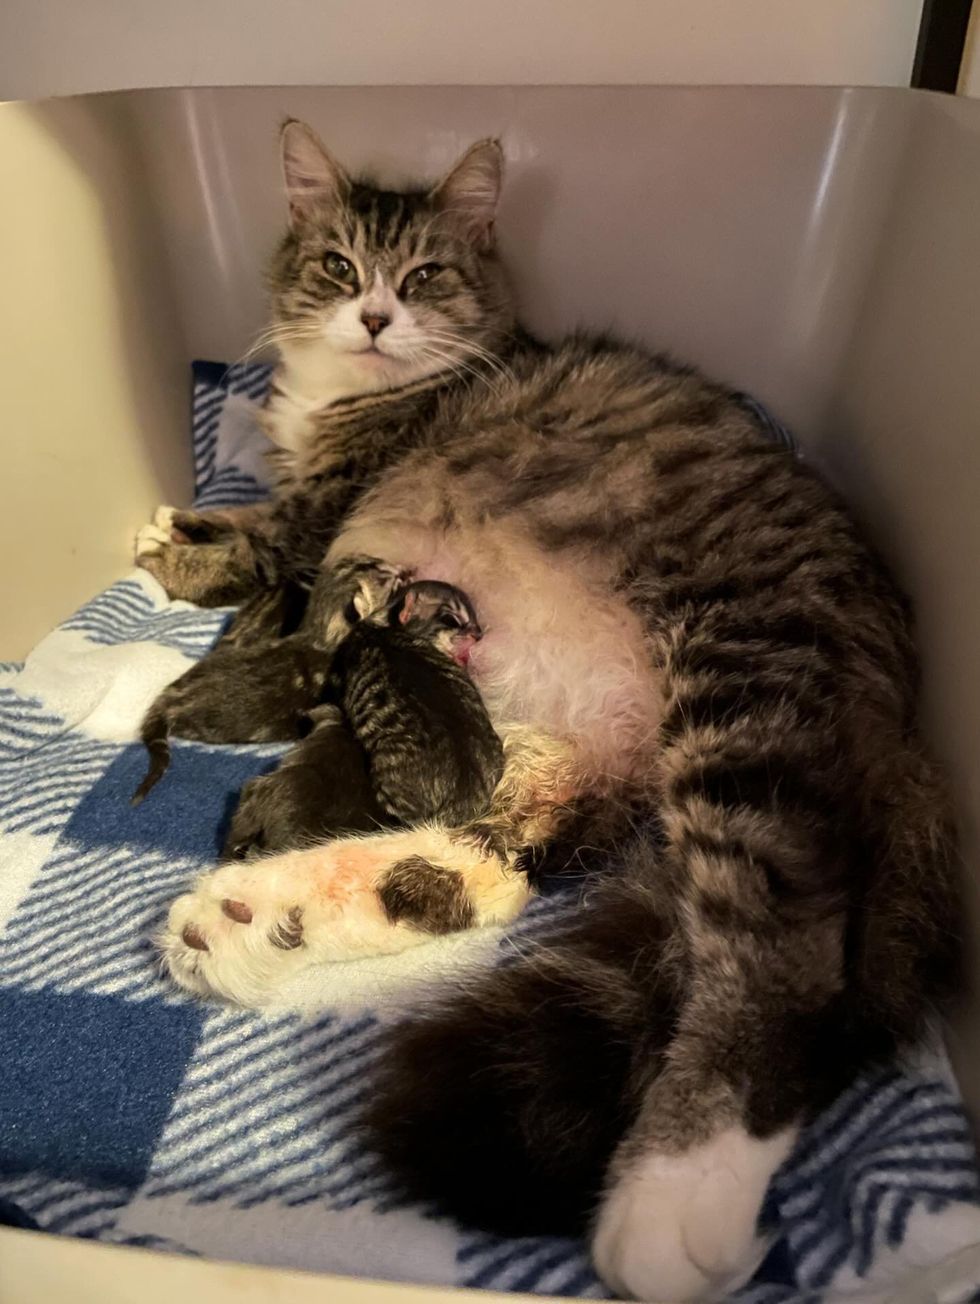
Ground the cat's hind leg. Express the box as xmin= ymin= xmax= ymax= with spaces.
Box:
xmin=592 ymin=1094 xmax=797 ymax=1301
xmin=161 ymin=825 xmax=531 ymax=1004
xmin=160 ymin=724 xmax=581 ymax=1004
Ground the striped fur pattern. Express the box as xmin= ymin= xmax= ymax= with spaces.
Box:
xmin=131 ymin=558 xmax=409 ymax=804
xmin=0 ymin=367 xmax=974 ymax=1300
xmin=221 ymin=580 xmax=503 ymax=861
xmin=140 ymin=129 xmax=962 ymax=1300
xmin=334 ymin=581 xmax=503 ymax=827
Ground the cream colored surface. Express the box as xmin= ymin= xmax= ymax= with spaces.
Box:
xmin=0 ymin=0 xmax=923 ymax=102
xmin=808 ymin=93 xmax=980 ymax=1119
xmin=0 ymin=1226 xmax=551 ymax=1304
xmin=7 ymin=1223 xmax=980 ymax=1304
xmin=0 ymin=98 xmax=191 ymax=659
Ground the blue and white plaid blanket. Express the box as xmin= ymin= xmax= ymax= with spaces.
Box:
xmin=1 ymin=362 xmax=979 ymax=1301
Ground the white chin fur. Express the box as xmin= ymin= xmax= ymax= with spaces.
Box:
xmin=268 ymin=334 xmax=447 ymax=455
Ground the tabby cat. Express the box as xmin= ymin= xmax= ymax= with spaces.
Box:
xmin=141 ymin=122 xmax=958 ymax=1301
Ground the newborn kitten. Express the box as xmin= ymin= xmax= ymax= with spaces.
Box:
xmin=132 ymin=557 xmax=406 ymax=804
xmin=222 ymin=581 xmax=504 ymax=860
xmin=221 ymin=702 xmax=389 ymax=859
xmin=334 ymin=580 xmax=505 ymax=825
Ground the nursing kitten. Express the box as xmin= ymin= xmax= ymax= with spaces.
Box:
xmin=140 ymin=124 xmax=960 ymax=1301
xmin=223 ymin=581 xmax=502 ymax=860
xmin=221 ymin=703 xmax=387 ymax=858
xmin=132 ymin=556 xmax=405 ymax=803
xmin=331 ymin=580 xmax=501 ymax=826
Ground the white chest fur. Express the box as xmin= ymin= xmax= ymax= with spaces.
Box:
xmin=264 ymin=339 xmax=394 ymax=456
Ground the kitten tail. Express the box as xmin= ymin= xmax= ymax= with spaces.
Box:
xmin=131 ymin=706 xmax=171 ymax=805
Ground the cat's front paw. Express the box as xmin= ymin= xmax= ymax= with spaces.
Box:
xmin=135 ymin=507 xmax=189 ymax=592
xmin=160 ymin=828 xmax=531 ymax=1006
xmin=135 ymin=506 xmax=180 ymax=559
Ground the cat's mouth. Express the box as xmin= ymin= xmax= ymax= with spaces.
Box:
xmin=351 ymin=344 xmax=400 ymax=364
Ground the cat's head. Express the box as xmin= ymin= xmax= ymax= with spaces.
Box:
xmin=267 ymin=120 xmax=515 ymax=395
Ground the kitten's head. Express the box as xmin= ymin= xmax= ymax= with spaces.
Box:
xmin=267 ymin=120 xmax=515 ymax=393
xmin=383 ymin=580 xmax=482 ymax=666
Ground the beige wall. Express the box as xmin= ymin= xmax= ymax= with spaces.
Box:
xmin=0 ymin=0 xmax=923 ymax=102
xmin=0 ymin=98 xmax=192 ymax=659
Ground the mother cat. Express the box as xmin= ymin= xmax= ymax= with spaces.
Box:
xmin=140 ymin=122 xmax=958 ymax=1301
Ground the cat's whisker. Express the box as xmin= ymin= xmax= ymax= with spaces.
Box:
xmin=411 ymin=344 xmax=507 ymax=400
xmin=421 ymin=330 xmax=516 ymax=386
xmin=233 ymin=323 xmax=321 ymax=370
xmin=408 ymin=345 xmax=486 ymax=392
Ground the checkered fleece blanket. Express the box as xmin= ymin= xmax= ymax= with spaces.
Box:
xmin=1 ymin=361 xmax=979 ymax=1302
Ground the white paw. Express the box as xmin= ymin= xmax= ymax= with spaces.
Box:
xmin=135 ymin=523 xmax=171 ymax=558
xmin=153 ymin=505 xmax=178 ymax=532
xmin=163 ymin=859 xmax=315 ymax=1005
xmin=592 ymin=1124 xmax=796 ymax=1302
xmin=160 ymin=828 xmax=531 ymax=1007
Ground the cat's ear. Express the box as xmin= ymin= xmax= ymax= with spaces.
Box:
xmin=431 ymin=139 xmax=503 ymax=251
xmin=280 ymin=119 xmax=349 ymax=228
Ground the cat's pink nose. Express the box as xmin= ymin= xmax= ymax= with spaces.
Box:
xmin=362 ymin=313 xmax=390 ymax=338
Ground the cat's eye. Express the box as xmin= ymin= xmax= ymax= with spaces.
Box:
xmin=324 ymin=252 xmax=358 ymax=286
xmin=401 ymin=263 xmax=442 ymax=294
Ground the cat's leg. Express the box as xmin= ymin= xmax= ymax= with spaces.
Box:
xmin=141 ymin=503 xmax=275 ymax=547
xmin=588 ymin=765 xmax=851 ymax=1298
xmin=161 ymin=725 xmax=581 ymax=1004
xmin=136 ymin=503 xmax=279 ymax=606
xmin=162 ymin=825 xmax=528 ymax=1003
xmin=359 ymin=683 xmax=858 ymax=1296
xmin=591 ymin=1056 xmax=800 ymax=1302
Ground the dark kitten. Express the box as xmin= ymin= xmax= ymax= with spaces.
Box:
xmin=333 ymin=580 xmax=503 ymax=826
xmin=132 ymin=557 xmax=406 ymax=804
xmin=222 ymin=581 xmax=504 ymax=859
xmin=221 ymin=702 xmax=389 ymax=858
xmin=131 ymin=636 xmax=333 ymax=805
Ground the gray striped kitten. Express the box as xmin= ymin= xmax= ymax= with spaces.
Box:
xmin=142 ymin=122 xmax=959 ymax=1302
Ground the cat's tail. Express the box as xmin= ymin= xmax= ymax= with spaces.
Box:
xmin=360 ymin=845 xmax=681 ymax=1236
xmin=131 ymin=704 xmax=171 ymax=805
